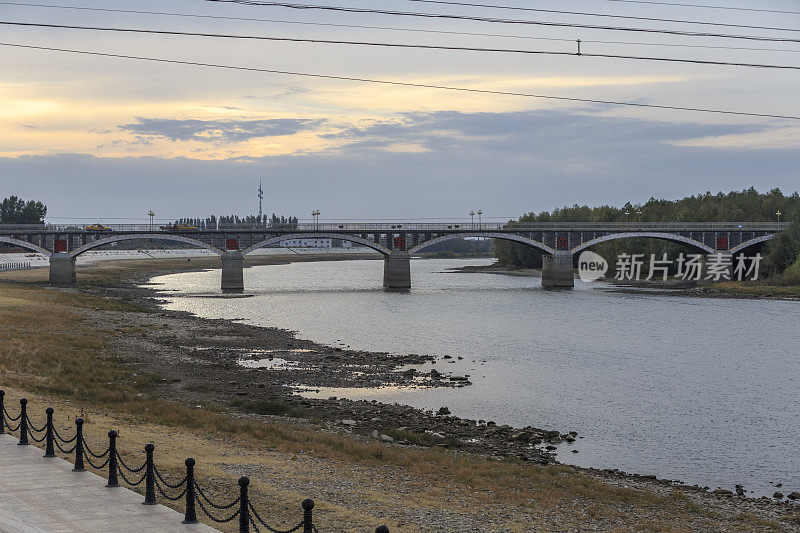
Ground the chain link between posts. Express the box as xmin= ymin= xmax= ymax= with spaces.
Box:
xmin=3 ymin=405 xmax=21 ymax=422
xmin=0 ymin=391 xmax=387 ymax=533
xmin=25 ymin=414 xmax=47 ymax=434
xmin=194 ymin=492 xmax=241 ymax=524
xmin=53 ymin=425 xmax=77 ymax=444
xmin=81 ymin=437 xmax=109 ymax=459
xmin=249 ymin=502 xmax=306 ymax=533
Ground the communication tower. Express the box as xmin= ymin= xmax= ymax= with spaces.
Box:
xmin=258 ymin=179 xmax=264 ymax=222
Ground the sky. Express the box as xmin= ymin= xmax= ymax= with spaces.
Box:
xmin=0 ymin=0 xmax=799 ymax=223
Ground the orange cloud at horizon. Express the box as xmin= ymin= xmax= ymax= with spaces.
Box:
xmin=0 ymin=72 xmax=698 ymax=159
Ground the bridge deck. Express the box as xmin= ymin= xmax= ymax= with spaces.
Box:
xmin=0 ymin=434 xmax=217 ymax=532
xmin=0 ymin=221 xmax=787 ymax=233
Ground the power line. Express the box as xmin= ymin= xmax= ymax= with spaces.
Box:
xmin=2 ymin=41 xmax=798 ymax=120
xmin=601 ymin=0 xmax=800 ymax=16
xmin=401 ymin=0 xmax=800 ymax=34
xmin=199 ymin=1 xmax=800 ymax=43
xmin=3 ymin=2 xmax=799 ymax=54
xmin=592 ymin=40 xmax=800 ymax=54
xmin=6 ymin=21 xmax=800 ymax=70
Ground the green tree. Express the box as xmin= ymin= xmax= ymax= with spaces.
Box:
xmin=0 ymin=196 xmax=47 ymax=224
xmin=763 ymin=209 xmax=800 ymax=276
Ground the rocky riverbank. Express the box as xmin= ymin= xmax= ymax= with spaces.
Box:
xmin=92 ymin=258 xmax=800 ymax=496
xmin=77 ymin=257 xmax=562 ymax=465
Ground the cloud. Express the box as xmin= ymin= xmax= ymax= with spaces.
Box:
xmin=1 ymin=108 xmax=797 ymax=220
xmin=326 ymin=110 xmax=767 ymax=154
xmin=118 ymin=117 xmax=326 ymax=143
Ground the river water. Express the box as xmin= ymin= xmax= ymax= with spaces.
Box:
xmin=148 ymin=258 xmax=800 ymax=498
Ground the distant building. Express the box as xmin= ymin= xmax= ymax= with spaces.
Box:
xmin=280 ymin=238 xmax=350 ymax=248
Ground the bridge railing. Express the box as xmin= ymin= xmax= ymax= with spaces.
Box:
xmin=0 ymin=390 xmax=390 ymax=533
xmin=0 ymin=221 xmax=789 ymax=233
xmin=0 ymin=261 xmax=32 ymax=271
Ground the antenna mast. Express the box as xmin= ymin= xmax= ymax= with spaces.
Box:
xmin=258 ymin=179 xmax=264 ymax=223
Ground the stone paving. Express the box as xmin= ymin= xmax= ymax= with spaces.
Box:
xmin=0 ymin=434 xmax=218 ymax=532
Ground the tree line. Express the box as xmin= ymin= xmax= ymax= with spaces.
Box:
xmin=495 ymin=188 xmax=800 ymax=277
xmin=170 ymin=214 xmax=299 ymax=228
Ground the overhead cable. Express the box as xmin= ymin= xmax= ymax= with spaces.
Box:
xmin=401 ymin=0 xmax=800 ymax=34
xmin=2 ymin=42 xmax=798 ymax=120
xmin=200 ymin=0 xmax=800 ymax=43
xmin=3 ymin=2 xmax=800 ymax=53
xmin=5 ymin=21 xmax=800 ymax=70
xmin=601 ymin=0 xmax=800 ymax=16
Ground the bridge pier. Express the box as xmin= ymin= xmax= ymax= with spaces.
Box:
xmin=221 ymin=251 xmax=244 ymax=292
xmin=383 ymin=251 xmax=411 ymax=290
xmin=541 ymin=251 xmax=574 ymax=289
xmin=48 ymin=253 xmax=76 ymax=286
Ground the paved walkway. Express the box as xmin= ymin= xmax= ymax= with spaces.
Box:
xmin=0 ymin=434 xmax=219 ymax=532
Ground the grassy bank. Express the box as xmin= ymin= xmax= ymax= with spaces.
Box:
xmin=698 ymin=281 xmax=800 ymax=299
xmin=0 ymin=260 xmax=797 ymax=531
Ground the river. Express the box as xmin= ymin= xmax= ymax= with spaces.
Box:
xmin=147 ymin=257 xmax=800 ymax=498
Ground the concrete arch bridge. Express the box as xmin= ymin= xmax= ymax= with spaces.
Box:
xmin=0 ymin=222 xmax=784 ymax=291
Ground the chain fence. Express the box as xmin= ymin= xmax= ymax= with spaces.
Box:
xmin=0 ymin=390 xmax=390 ymax=532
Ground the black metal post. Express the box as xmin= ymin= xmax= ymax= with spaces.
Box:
xmin=376 ymin=527 xmax=390 ymax=533
xmin=73 ymin=417 xmax=85 ymax=471
xmin=182 ymin=458 xmax=198 ymax=524
xmin=302 ymin=499 xmax=314 ymax=533
xmin=106 ymin=430 xmax=119 ymax=487
xmin=239 ymin=476 xmax=250 ymax=533
xmin=44 ymin=407 xmax=55 ymax=457
xmin=18 ymin=398 xmax=28 ymax=445
xmin=143 ymin=443 xmax=156 ymax=505
xmin=0 ymin=390 xmax=5 ymax=434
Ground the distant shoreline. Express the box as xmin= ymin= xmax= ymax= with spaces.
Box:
xmin=449 ymin=260 xmax=800 ymax=299
xmin=447 ymin=261 xmax=542 ymax=277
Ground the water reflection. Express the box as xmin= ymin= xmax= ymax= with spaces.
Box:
xmin=149 ymin=258 xmax=800 ymax=497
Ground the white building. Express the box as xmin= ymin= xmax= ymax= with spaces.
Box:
xmin=279 ymin=238 xmax=354 ymax=248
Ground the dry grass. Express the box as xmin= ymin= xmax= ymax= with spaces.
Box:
xmin=704 ymin=281 xmax=800 ymax=298
xmin=0 ymin=266 xmax=786 ymax=531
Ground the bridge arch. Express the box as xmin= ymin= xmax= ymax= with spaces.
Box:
xmin=729 ymin=234 xmax=775 ymax=255
xmin=242 ymin=233 xmax=392 ymax=256
xmin=571 ymin=232 xmax=715 ymax=255
xmin=69 ymin=234 xmax=224 ymax=258
xmin=0 ymin=236 xmax=51 ymax=257
xmin=408 ymin=232 xmax=556 ymax=255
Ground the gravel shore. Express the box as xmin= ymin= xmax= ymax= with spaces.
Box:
xmin=85 ymin=264 xmax=563 ymax=465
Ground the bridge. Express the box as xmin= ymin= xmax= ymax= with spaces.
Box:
xmin=0 ymin=222 xmax=785 ymax=290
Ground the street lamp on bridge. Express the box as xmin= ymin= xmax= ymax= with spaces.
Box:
xmin=311 ymin=210 xmax=321 ymax=229
xmin=777 ymin=210 xmax=783 ymax=223
xmin=469 ymin=211 xmax=475 ymax=229
xmin=477 ymin=209 xmax=482 ymax=229
xmin=148 ymin=210 xmax=155 ymax=232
